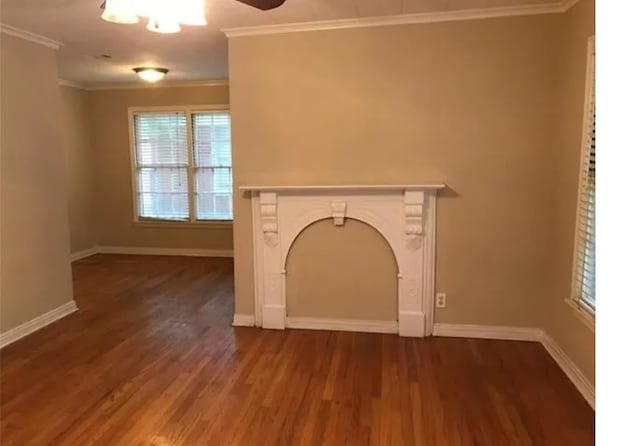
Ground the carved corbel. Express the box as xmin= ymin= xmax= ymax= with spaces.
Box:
xmin=331 ymin=201 xmax=347 ymax=226
xmin=260 ymin=192 xmax=279 ymax=247
xmin=404 ymin=190 xmax=425 ymax=250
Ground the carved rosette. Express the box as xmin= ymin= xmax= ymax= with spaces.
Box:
xmin=404 ymin=191 xmax=425 ymax=251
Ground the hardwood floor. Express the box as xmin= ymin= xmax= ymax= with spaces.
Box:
xmin=0 ymin=255 xmax=594 ymax=445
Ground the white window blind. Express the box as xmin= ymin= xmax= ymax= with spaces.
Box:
xmin=131 ymin=108 xmax=233 ymax=222
xmin=192 ymin=112 xmax=233 ymax=220
xmin=133 ymin=112 xmax=189 ymax=220
xmin=573 ymin=39 xmax=595 ymax=312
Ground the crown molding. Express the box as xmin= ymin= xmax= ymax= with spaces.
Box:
xmin=223 ymin=0 xmax=578 ymax=38
xmin=88 ymin=79 xmax=229 ymax=91
xmin=58 ymin=79 xmax=91 ymax=90
xmin=0 ymin=23 xmax=63 ymax=50
xmin=563 ymin=0 xmax=582 ymax=10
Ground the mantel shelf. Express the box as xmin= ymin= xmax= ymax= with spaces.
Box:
xmin=239 ymin=184 xmax=446 ymax=192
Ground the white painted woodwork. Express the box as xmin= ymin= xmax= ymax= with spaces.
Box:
xmin=245 ymin=184 xmax=444 ymax=337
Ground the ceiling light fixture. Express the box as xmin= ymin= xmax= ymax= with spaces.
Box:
xmin=133 ymin=67 xmax=169 ymax=83
xmin=101 ymin=0 xmax=139 ymax=24
xmin=146 ymin=17 xmax=181 ymax=34
xmin=100 ymin=0 xmax=207 ymax=33
xmin=178 ymin=0 xmax=208 ymax=26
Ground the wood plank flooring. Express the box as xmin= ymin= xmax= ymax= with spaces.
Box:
xmin=0 ymin=255 xmax=594 ymax=445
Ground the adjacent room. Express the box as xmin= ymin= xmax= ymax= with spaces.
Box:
xmin=1 ymin=0 xmax=603 ymax=444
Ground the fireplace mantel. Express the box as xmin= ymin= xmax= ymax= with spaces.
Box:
xmin=242 ymin=183 xmax=446 ymax=337
xmin=240 ymin=184 xmax=446 ymax=192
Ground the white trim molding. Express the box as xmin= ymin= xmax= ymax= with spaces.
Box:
xmin=226 ymin=316 xmax=595 ymax=408
xmin=563 ymin=0 xmax=582 ymax=11
xmin=225 ymin=318 xmax=594 ymax=407
xmin=0 ymin=301 xmax=78 ymax=349
xmin=133 ymin=219 xmax=232 ymax=229
xmin=565 ymin=298 xmax=595 ymax=332
xmin=239 ymin=184 xmax=445 ymax=192
xmin=222 ymin=1 xmax=578 ymax=38
xmin=127 ymin=105 xmax=232 ymax=227
xmin=432 ymin=323 xmax=594 ymax=409
xmin=0 ymin=23 xmax=63 ymax=50
xmin=540 ymin=332 xmax=595 ymax=408
xmin=70 ymin=245 xmax=233 ymax=260
xmin=232 ymin=314 xmax=256 ymax=327
xmin=70 ymin=246 xmax=100 ymax=262
xmin=97 ymin=246 xmax=234 ymax=258
xmin=568 ymin=34 xmax=596 ymax=329
xmin=244 ymin=184 xmax=445 ymax=337
xmin=433 ymin=323 xmax=543 ymax=341
xmin=57 ymin=79 xmax=229 ymax=92
xmin=59 ymin=79 xmax=90 ymax=90
xmin=286 ymin=317 xmax=398 ymax=334
xmin=89 ymin=79 xmax=229 ymax=91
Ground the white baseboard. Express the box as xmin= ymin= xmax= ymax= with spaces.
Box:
xmin=232 ymin=314 xmax=256 ymax=327
xmin=0 ymin=300 xmax=78 ymax=349
xmin=98 ymin=246 xmax=234 ymax=257
xmin=70 ymin=246 xmax=100 ymax=262
xmin=286 ymin=317 xmax=398 ymax=334
xmin=398 ymin=311 xmax=426 ymax=337
xmin=70 ymin=245 xmax=234 ymax=260
xmin=433 ymin=323 xmax=543 ymax=341
xmin=262 ymin=304 xmax=286 ymax=330
xmin=540 ymin=332 xmax=595 ymax=409
xmin=432 ymin=323 xmax=594 ymax=409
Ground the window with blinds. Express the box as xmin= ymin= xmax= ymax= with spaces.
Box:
xmin=573 ymin=37 xmax=595 ymax=313
xmin=134 ymin=112 xmax=189 ymax=220
xmin=192 ymin=112 xmax=233 ymax=220
xmin=130 ymin=108 xmax=232 ymax=222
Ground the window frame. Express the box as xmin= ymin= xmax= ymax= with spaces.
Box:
xmin=128 ymin=105 xmax=233 ymax=228
xmin=567 ymin=35 xmax=595 ymax=331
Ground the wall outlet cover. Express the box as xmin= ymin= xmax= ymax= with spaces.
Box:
xmin=436 ymin=292 xmax=447 ymax=308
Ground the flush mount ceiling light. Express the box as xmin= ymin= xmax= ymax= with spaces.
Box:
xmin=100 ymin=0 xmax=287 ymax=33
xmin=133 ymin=67 xmax=169 ymax=83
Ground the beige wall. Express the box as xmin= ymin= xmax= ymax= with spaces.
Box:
xmin=287 ymin=219 xmax=397 ymax=320
xmin=1 ymin=34 xmax=75 ymax=333
xmin=229 ymin=13 xmax=563 ymax=329
xmin=87 ymin=86 xmax=234 ymax=251
xmin=545 ymin=0 xmax=595 ymax=384
xmin=60 ymin=86 xmax=96 ymax=253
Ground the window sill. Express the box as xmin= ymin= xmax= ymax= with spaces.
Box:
xmin=133 ymin=220 xmax=233 ymax=229
xmin=564 ymin=298 xmax=595 ymax=333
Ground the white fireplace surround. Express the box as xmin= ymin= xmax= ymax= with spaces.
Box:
xmin=240 ymin=184 xmax=446 ymax=337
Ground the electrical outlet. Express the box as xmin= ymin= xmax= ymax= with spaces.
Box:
xmin=436 ymin=292 xmax=447 ymax=308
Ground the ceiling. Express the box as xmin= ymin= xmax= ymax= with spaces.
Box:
xmin=1 ymin=0 xmax=553 ymax=87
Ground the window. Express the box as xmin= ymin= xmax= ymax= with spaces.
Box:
xmin=130 ymin=107 xmax=232 ymax=222
xmin=192 ymin=112 xmax=233 ymax=220
xmin=572 ymin=36 xmax=595 ymax=316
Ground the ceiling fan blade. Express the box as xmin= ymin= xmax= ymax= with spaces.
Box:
xmin=235 ymin=0 xmax=287 ymax=10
